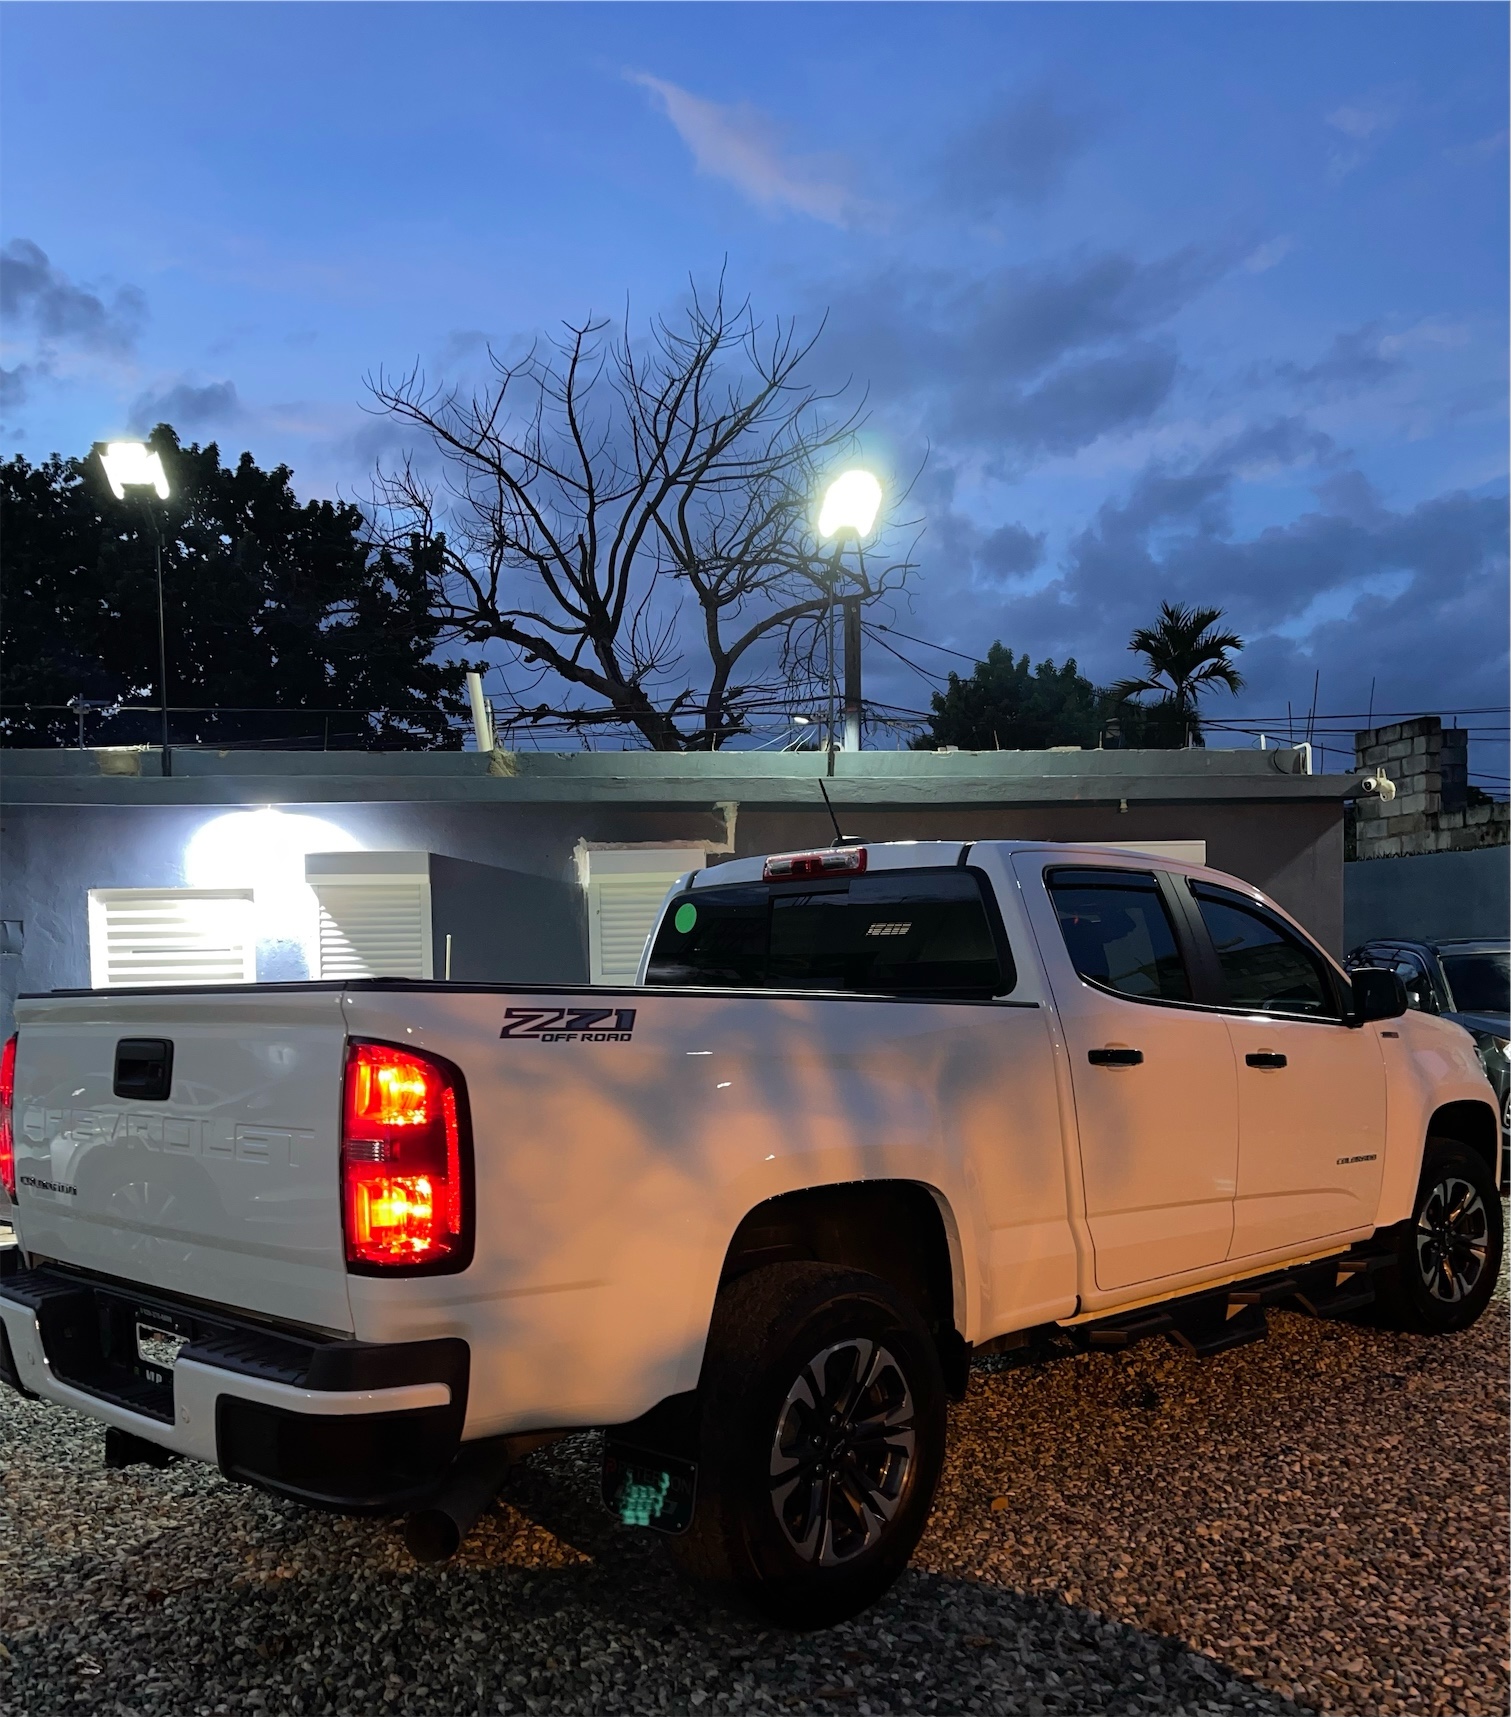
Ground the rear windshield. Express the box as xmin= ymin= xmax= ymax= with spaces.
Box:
xmin=644 ymin=867 xmax=1012 ymax=998
xmin=1442 ymin=951 xmax=1510 ymax=1015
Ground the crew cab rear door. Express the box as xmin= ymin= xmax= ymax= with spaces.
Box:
xmin=1013 ymin=855 xmax=1238 ymax=1295
xmin=1171 ymin=876 xmax=1386 ymax=1259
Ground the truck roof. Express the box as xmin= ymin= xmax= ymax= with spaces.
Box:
xmin=694 ymin=838 xmax=1217 ymax=889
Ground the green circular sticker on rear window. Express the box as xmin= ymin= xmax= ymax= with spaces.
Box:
xmin=674 ymin=902 xmax=698 ymax=935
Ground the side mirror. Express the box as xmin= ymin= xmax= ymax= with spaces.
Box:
xmin=1348 ymin=966 xmax=1408 ymax=1026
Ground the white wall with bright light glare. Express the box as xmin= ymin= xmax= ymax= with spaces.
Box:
xmin=184 ymin=809 xmax=362 ymax=979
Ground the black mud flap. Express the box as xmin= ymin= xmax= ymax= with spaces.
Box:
xmin=601 ymin=1389 xmax=699 ymax=1534
xmin=601 ymin=1440 xmax=697 ymax=1534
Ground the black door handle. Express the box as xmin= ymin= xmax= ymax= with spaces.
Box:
xmin=1245 ymin=1052 xmax=1288 ymax=1069
xmin=114 ymin=1038 xmax=174 ymax=1101
xmin=1088 ymin=1048 xmax=1143 ymax=1067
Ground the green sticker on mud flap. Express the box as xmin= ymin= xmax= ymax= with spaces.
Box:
xmin=674 ymin=902 xmax=698 ymax=935
xmin=601 ymin=1441 xmax=697 ymax=1535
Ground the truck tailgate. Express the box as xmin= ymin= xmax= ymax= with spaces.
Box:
xmin=11 ymin=989 xmax=353 ymax=1333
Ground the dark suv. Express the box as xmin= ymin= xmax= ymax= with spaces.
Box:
xmin=1346 ymin=937 xmax=1509 ymax=1187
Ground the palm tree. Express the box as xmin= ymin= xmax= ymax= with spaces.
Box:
xmin=1109 ymin=601 xmax=1245 ymax=747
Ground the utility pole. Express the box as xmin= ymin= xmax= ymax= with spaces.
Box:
xmin=152 ymin=512 xmax=171 ymax=776
xmin=816 ymin=468 xmax=882 ymax=775
xmin=99 ymin=443 xmax=173 ymax=777
xmin=842 ymin=596 xmax=863 ymax=752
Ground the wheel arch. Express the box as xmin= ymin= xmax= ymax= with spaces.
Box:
xmin=1426 ymin=1100 xmax=1500 ymax=1179
xmin=717 ymin=1180 xmax=968 ymax=1392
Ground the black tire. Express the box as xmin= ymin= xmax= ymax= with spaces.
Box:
xmin=670 ymin=1261 xmax=947 ymax=1629
xmin=1372 ymin=1138 xmax=1503 ymax=1333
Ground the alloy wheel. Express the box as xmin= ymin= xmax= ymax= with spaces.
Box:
xmin=768 ymin=1337 xmax=916 ymax=1567
xmin=1414 ymin=1175 xmax=1490 ymax=1303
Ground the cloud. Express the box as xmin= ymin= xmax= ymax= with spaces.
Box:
xmin=819 ymin=243 xmax=1228 ymax=465
xmin=1265 ymin=324 xmax=1401 ymax=401
xmin=0 ymin=238 xmax=145 ymax=353
xmin=1198 ymin=415 xmax=1339 ymax=478
xmin=977 ymin=521 xmax=1046 ymax=580
xmin=1446 ymin=128 xmax=1508 ymax=165
xmin=1242 ymin=236 xmax=1295 ymax=275
xmin=934 ymin=87 xmax=1093 ymax=212
xmin=1325 ymin=88 xmax=1407 ymax=183
xmin=974 ymin=437 xmax=1508 ymax=721
xmin=947 ymin=342 xmax=1180 ymax=457
xmin=1327 ymin=96 xmax=1401 ymax=143
xmin=437 ymin=328 xmax=491 ymax=365
xmin=628 ymin=72 xmax=869 ymax=226
xmin=130 ymin=378 xmax=244 ymax=434
xmin=0 ymin=364 xmax=36 ymax=408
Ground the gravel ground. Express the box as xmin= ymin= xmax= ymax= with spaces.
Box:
xmin=0 ymin=1268 xmax=1504 ymax=1717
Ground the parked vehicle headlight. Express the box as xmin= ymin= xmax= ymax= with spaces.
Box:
xmin=1470 ymin=1032 xmax=1509 ymax=1084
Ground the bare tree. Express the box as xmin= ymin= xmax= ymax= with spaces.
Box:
xmin=367 ymin=284 xmax=913 ymax=750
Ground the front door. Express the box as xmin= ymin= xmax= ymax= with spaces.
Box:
xmin=1181 ymin=880 xmax=1387 ymax=1260
xmin=1017 ymin=859 xmax=1238 ymax=1294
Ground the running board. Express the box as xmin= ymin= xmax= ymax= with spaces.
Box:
xmin=1077 ymin=1249 xmax=1396 ymax=1358
xmin=1084 ymin=1295 xmax=1267 ymax=1357
xmin=1168 ymin=1304 xmax=1268 ymax=1357
xmin=1087 ymin=1309 xmax=1176 ymax=1350
xmin=1288 ymin=1251 xmax=1394 ymax=1319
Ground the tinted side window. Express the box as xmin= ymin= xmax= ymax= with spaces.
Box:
xmin=1046 ymin=868 xmax=1192 ymax=1003
xmin=1392 ymin=958 xmax=1438 ymax=1014
xmin=1441 ymin=951 xmax=1510 ymax=1014
xmin=644 ymin=869 xmax=1010 ymax=997
xmin=1190 ymin=884 xmax=1335 ymax=1018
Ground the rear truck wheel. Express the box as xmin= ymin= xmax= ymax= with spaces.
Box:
xmin=670 ymin=1261 xmax=947 ymax=1629
xmin=1372 ymin=1138 xmax=1503 ymax=1334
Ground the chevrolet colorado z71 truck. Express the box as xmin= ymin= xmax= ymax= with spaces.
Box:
xmin=0 ymin=841 xmax=1502 ymax=1625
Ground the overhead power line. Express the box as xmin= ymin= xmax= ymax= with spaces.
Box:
xmin=870 ymin=625 xmax=980 ymax=665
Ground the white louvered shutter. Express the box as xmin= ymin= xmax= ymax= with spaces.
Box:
xmin=87 ymin=889 xmax=256 ymax=988
xmin=315 ymin=882 xmax=432 ymax=980
xmin=585 ymin=850 xmax=705 ymax=984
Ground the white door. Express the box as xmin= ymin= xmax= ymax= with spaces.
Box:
xmin=315 ymin=884 xmax=432 ymax=979
xmin=1016 ymin=858 xmax=1238 ymax=1293
xmin=1181 ymin=879 xmax=1386 ymax=1259
xmin=584 ymin=849 xmax=705 ymax=984
xmin=306 ymin=855 xmax=433 ymax=980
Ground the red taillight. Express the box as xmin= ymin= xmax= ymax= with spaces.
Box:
xmin=762 ymin=847 xmax=868 ymax=881
xmin=341 ymin=1041 xmax=470 ymax=1272
xmin=0 ymin=1033 xmax=16 ymax=1204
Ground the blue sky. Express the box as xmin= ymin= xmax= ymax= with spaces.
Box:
xmin=2 ymin=3 xmax=1506 ymax=777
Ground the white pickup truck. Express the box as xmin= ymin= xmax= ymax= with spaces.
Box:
xmin=0 ymin=840 xmax=1501 ymax=1626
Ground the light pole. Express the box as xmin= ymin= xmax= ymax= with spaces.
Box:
xmin=99 ymin=442 xmax=172 ymax=777
xmin=817 ymin=470 xmax=882 ymax=772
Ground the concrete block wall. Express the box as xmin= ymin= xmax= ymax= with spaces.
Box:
xmin=1353 ymin=717 xmax=1502 ymax=860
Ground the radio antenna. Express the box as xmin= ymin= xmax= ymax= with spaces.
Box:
xmin=818 ymin=778 xmax=862 ymax=847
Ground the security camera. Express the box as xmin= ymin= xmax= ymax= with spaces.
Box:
xmin=1359 ymin=771 xmax=1397 ymax=803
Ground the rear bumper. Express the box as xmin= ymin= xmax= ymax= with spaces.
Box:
xmin=0 ymin=1265 xmax=469 ymax=1513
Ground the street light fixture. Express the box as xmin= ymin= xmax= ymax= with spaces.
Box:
xmin=818 ymin=469 xmax=882 ymax=542
xmin=98 ymin=440 xmax=173 ymax=775
xmin=817 ymin=470 xmax=882 ymax=764
xmin=100 ymin=442 xmax=170 ymax=501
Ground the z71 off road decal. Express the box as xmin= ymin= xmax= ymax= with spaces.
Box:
xmin=500 ymin=1007 xmax=637 ymax=1043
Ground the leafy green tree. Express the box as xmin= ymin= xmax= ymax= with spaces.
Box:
xmin=1108 ymin=601 xmax=1245 ymax=747
xmin=1 ymin=425 xmax=468 ymax=749
xmin=916 ymin=643 xmax=1109 ymax=750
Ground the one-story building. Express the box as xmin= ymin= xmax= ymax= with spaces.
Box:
xmin=0 ymin=741 xmax=1362 ymax=1040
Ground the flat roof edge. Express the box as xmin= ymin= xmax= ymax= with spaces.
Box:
xmin=0 ymin=776 xmax=1360 ymax=809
